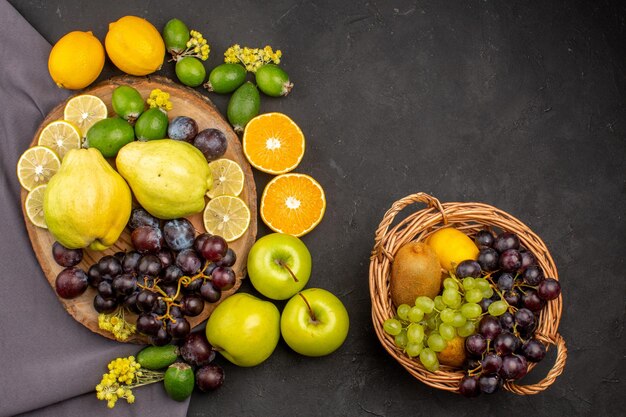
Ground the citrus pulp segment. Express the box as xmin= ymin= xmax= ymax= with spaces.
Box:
xmin=242 ymin=112 xmax=305 ymax=174
xmin=16 ymin=146 xmax=61 ymax=191
xmin=203 ymin=195 xmax=251 ymax=242
xmin=207 ymin=159 xmax=245 ymax=198
xmin=37 ymin=120 xmax=82 ymax=160
xmin=260 ymin=173 xmax=326 ymax=237
xmin=25 ymin=184 xmax=48 ymax=229
xmin=63 ymin=94 xmax=108 ymax=136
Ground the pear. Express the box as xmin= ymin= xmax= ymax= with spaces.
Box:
xmin=44 ymin=148 xmax=132 ymax=250
xmin=116 ymin=139 xmax=213 ymax=219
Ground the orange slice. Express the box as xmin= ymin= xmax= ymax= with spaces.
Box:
xmin=242 ymin=112 xmax=305 ymax=174
xmin=260 ymin=173 xmax=326 ymax=237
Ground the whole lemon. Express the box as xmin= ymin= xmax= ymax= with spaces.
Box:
xmin=48 ymin=31 xmax=104 ymax=90
xmin=105 ymin=16 xmax=165 ymax=76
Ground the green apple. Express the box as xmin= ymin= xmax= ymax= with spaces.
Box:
xmin=247 ymin=233 xmax=312 ymax=300
xmin=206 ymin=293 xmax=280 ymax=367
xmin=280 ymin=288 xmax=349 ymax=357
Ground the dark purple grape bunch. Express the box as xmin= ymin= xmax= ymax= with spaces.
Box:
xmin=52 ymin=242 xmax=88 ymax=299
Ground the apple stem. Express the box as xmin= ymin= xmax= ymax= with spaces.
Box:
xmin=278 ymin=260 xmax=299 ymax=282
xmin=298 ymin=293 xmax=318 ymax=323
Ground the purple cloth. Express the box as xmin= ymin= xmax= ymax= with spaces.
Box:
xmin=0 ymin=2 xmax=189 ymax=415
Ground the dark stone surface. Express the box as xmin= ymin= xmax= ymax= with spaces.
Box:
xmin=10 ymin=0 xmax=625 ymax=416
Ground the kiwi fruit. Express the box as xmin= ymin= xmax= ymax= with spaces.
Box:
xmin=437 ymin=336 xmax=467 ymax=367
xmin=390 ymin=242 xmax=442 ymax=306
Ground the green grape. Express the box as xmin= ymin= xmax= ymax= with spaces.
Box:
xmin=407 ymin=323 xmax=425 ymax=344
xmin=397 ymin=304 xmax=411 ymax=321
xmin=462 ymin=277 xmax=476 ymax=290
xmin=383 ymin=318 xmax=403 ymax=336
xmin=442 ymin=288 xmax=461 ymax=307
xmin=419 ymin=348 xmax=439 ymax=372
xmin=457 ymin=321 xmax=476 ymax=337
xmin=406 ymin=342 xmax=423 ymax=358
xmin=433 ymin=295 xmax=446 ymax=311
xmin=451 ymin=312 xmax=467 ymax=327
xmin=465 ymin=288 xmax=483 ymax=303
xmin=439 ymin=323 xmax=456 ymax=340
xmin=482 ymin=287 xmax=494 ymax=299
xmin=440 ymin=308 xmax=456 ymax=323
xmin=475 ymin=278 xmax=490 ymax=291
xmin=461 ymin=303 xmax=482 ymax=319
xmin=488 ymin=300 xmax=508 ymax=316
xmin=408 ymin=306 xmax=425 ymax=322
xmin=415 ymin=296 xmax=435 ymax=313
xmin=427 ymin=333 xmax=447 ymax=352
xmin=425 ymin=314 xmax=438 ymax=330
xmin=443 ymin=277 xmax=459 ymax=290
xmin=395 ymin=329 xmax=408 ymax=348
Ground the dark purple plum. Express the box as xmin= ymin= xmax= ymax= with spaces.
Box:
xmin=163 ymin=218 xmax=196 ymax=251
xmin=52 ymin=241 xmax=83 ymax=267
xmin=168 ymin=116 xmax=198 ymax=142
xmin=55 ymin=267 xmax=88 ymax=299
xmin=193 ymin=128 xmax=227 ymax=161
xmin=128 ymin=208 xmax=160 ymax=230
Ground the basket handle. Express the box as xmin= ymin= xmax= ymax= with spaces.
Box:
xmin=505 ymin=333 xmax=568 ymax=395
xmin=372 ymin=193 xmax=446 ymax=261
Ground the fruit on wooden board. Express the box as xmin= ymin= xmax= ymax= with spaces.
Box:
xmin=48 ymin=30 xmax=104 ymax=90
xmin=426 ymin=227 xmax=479 ymax=271
xmin=134 ymin=108 xmax=169 ymax=140
xmin=105 ymin=16 xmax=165 ymax=76
xmin=63 ymin=94 xmax=108 ymax=136
xmin=16 ymin=146 xmax=60 ymax=192
xmin=111 ymin=85 xmax=145 ymax=122
xmin=116 ymin=139 xmax=212 ymax=219
xmin=436 ymin=335 xmax=466 ymax=367
xmin=390 ymin=242 xmax=441 ymax=306
xmin=86 ymin=118 xmax=135 ymax=157
xmin=43 ymin=148 xmax=131 ymax=250
xmin=37 ymin=120 xmax=81 ymax=160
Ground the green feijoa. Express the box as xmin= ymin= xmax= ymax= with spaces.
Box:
xmin=136 ymin=344 xmax=179 ymax=370
xmin=135 ymin=108 xmax=169 ymax=140
xmin=175 ymin=57 xmax=206 ymax=87
xmin=255 ymin=64 xmax=293 ymax=97
xmin=111 ymin=85 xmax=145 ymax=122
xmin=85 ymin=117 xmax=134 ymax=157
xmin=205 ymin=63 xmax=246 ymax=94
xmin=227 ymin=81 xmax=260 ymax=133
xmin=164 ymin=362 xmax=194 ymax=402
xmin=163 ymin=18 xmax=190 ymax=54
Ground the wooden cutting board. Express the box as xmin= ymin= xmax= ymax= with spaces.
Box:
xmin=20 ymin=75 xmax=257 ymax=343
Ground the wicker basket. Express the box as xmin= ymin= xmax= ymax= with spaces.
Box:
xmin=369 ymin=193 xmax=567 ymax=394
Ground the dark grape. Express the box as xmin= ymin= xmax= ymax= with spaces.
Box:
xmin=161 ymin=283 xmax=178 ymax=297
xmin=153 ymin=298 xmax=167 ymax=315
xmin=182 ymin=277 xmax=203 ymax=294
xmin=113 ymin=251 xmax=126 ymax=262
xmin=157 ymin=249 xmax=175 ymax=270
xmin=136 ymin=313 xmax=162 ymax=336
xmin=111 ymin=273 xmax=137 ymax=296
xmin=523 ymin=265 xmax=544 ymax=286
xmin=200 ymin=280 xmax=221 ymax=303
xmin=459 ymin=375 xmax=480 ymax=397
xmin=98 ymin=255 xmax=122 ymax=279
xmin=455 ymin=260 xmax=481 ymax=278
xmin=55 ymin=267 xmax=89 ymax=299
xmin=180 ymin=332 xmax=215 ymax=366
xmin=196 ymin=364 xmax=225 ymax=392
xmin=478 ymin=374 xmax=501 ymax=394
xmin=94 ymin=294 xmax=117 ymax=313
xmin=136 ymin=289 xmax=158 ymax=312
xmin=481 ymin=353 xmax=503 ymax=375
xmin=205 ymin=262 xmax=218 ymax=276
xmin=176 ymin=249 xmax=202 ymax=275
xmin=522 ymin=289 xmax=545 ymax=312
xmin=137 ymin=255 xmax=162 ymax=277
xmin=465 ymin=334 xmax=487 ymax=357
xmin=122 ymin=251 xmax=142 ymax=273
xmin=493 ymin=232 xmax=520 ymax=253
xmin=131 ymin=226 xmax=164 ymax=254
xmin=522 ymin=339 xmax=547 ymax=362
xmin=194 ymin=233 xmax=228 ymax=261
xmin=478 ymin=316 xmax=502 ymax=340
xmin=477 ymin=248 xmax=499 ymax=272
xmin=496 ymin=272 xmax=515 ymax=291
xmin=463 ymin=357 xmax=482 ymax=371
xmin=87 ymin=264 xmax=104 ymax=287
xmin=211 ymin=266 xmax=236 ymax=290
xmin=503 ymin=289 xmax=521 ymax=307
xmin=519 ymin=251 xmax=536 ymax=271
xmin=163 ymin=218 xmax=195 ymax=251
xmin=499 ymin=312 xmax=515 ymax=332
xmin=216 ymin=248 xmax=237 ymax=267
xmin=150 ymin=327 xmax=172 ymax=346
xmin=97 ymin=280 xmax=115 ymax=299
xmin=493 ymin=332 xmax=521 ymax=356
xmin=162 ymin=265 xmax=183 ymax=283
xmin=479 ymin=297 xmax=493 ymax=313
xmin=123 ymin=292 xmax=141 ymax=314
xmin=52 ymin=241 xmax=83 ymax=267
xmin=181 ymin=294 xmax=205 ymax=316
xmin=168 ymin=317 xmax=191 ymax=339
xmin=168 ymin=116 xmax=198 ymax=142
xmin=193 ymin=128 xmax=227 ymax=161
xmin=170 ymin=305 xmax=184 ymax=318
xmin=128 ymin=208 xmax=160 ymax=230
xmin=537 ymin=278 xmax=561 ymax=300
xmin=499 ymin=249 xmax=522 ymax=272
xmin=474 ymin=230 xmax=495 ymax=249
xmin=499 ymin=355 xmax=527 ymax=380
xmin=514 ymin=308 xmax=535 ymax=329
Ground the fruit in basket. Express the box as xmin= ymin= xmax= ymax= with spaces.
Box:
xmin=426 ymin=227 xmax=479 ymax=271
xmin=86 ymin=118 xmax=135 ymax=157
xmin=163 ymin=18 xmax=190 ymax=54
xmin=176 ymin=57 xmax=206 ymax=87
xmin=105 ymin=16 xmax=165 ymax=76
xmin=390 ymin=242 xmax=441 ymax=305
xmin=205 ymin=63 xmax=246 ymax=94
xmin=247 ymin=233 xmax=312 ymax=300
xmin=280 ymin=288 xmax=350 ymax=357
xmin=112 ymin=85 xmax=145 ymax=122
xmin=164 ymin=362 xmax=194 ymax=401
xmin=227 ymin=82 xmax=260 ymax=133
xmin=44 ymin=148 xmax=131 ymax=250
xmin=168 ymin=116 xmax=198 ymax=142
xmin=116 ymin=139 xmax=212 ymax=219
xmin=48 ymin=31 xmax=105 ymax=90
xmin=206 ymin=293 xmax=280 ymax=367
xmin=255 ymin=64 xmax=293 ymax=97
xmin=436 ymin=335 xmax=466 ymax=367
xmin=135 ymin=108 xmax=169 ymax=140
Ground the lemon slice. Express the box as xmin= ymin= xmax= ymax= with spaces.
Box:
xmin=16 ymin=146 xmax=61 ymax=191
xmin=63 ymin=94 xmax=107 ymax=136
xmin=207 ymin=159 xmax=245 ymax=198
xmin=25 ymin=184 xmax=47 ymax=228
xmin=203 ymin=195 xmax=251 ymax=242
xmin=37 ymin=120 xmax=82 ymax=160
